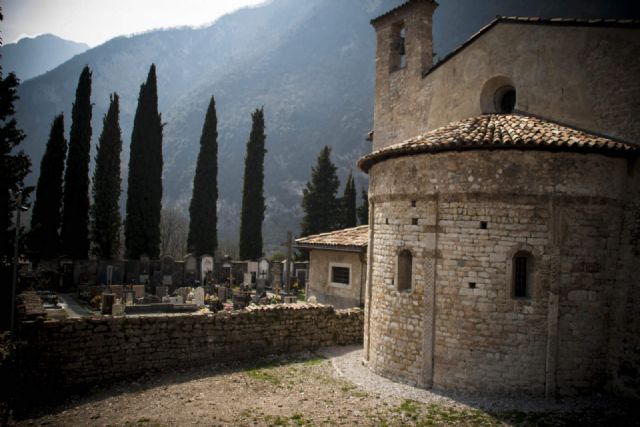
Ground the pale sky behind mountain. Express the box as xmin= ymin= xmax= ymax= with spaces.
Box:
xmin=1 ymin=0 xmax=267 ymax=47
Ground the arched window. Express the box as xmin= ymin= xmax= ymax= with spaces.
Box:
xmin=494 ymin=85 xmax=516 ymax=113
xmin=512 ymin=251 xmax=532 ymax=298
xmin=480 ymin=76 xmax=516 ymax=114
xmin=397 ymin=249 xmax=412 ymax=292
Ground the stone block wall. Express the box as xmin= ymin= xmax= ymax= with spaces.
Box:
xmin=18 ymin=305 xmax=363 ymax=391
xmin=365 ymin=149 xmax=639 ymax=397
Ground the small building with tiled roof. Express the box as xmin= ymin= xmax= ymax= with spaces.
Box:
xmin=294 ymin=226 xmax=368 ymax=309
xmin=360 ymin=0 xmax=640 ymax=399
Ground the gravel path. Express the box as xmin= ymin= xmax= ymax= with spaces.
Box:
xmin=321 ymin=345 xmax=622 ymax=414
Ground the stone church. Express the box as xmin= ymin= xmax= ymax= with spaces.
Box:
xmin=357 ymin=0 xmax=640 ymax=397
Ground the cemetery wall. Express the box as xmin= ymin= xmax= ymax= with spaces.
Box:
xmin=17 ymin=304 xmax=363 ymax=392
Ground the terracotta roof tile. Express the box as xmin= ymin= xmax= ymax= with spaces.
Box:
xmin=358 ymin=114 xmax=638 ymax=172
xmin=295 ymin=225 xmax=368 ymax=250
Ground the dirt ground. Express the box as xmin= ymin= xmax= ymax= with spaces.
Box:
xmin=6 ymin=348 xmax=637 ymax=427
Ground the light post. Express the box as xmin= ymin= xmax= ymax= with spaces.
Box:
xmin=10 ymin=190 xmax=28 ymax=334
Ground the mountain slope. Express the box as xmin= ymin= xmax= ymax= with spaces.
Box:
xmin=14 ymin=0 xmax=639 ymax=253
xmin=0 ymin=34 xmax=89 ymax=81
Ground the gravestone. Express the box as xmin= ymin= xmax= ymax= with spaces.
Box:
xmin=270 ymin=263 xmax=282 ymax=289
xmin=162 ymin=255 xmax=174 ymax=285
xmin=139 ymin=255 xmax=150 ymax=285
xmin=132 ymin=285 xmax=145 ymax=299
xmin=184 ymin=255 xmax=197 ymax=285
xmin=200 ymin=255 xmax=214 ymax=282
xmin=123 ymin=290 xmax=135 ymax=306
xmin=156 ymin=285 xmax=168 ymax=298
xmin=112 ymin=301 xmax=125 ymax=316
xmin=243 ymin=272 xmax=252 ymax=286
xmin=111 ymin=262 xmax=124 ymax=284
xmin=172 ymin=260 xmax=184 ymax=288
xmin=194 ymin=287 xmax=205 ymax=307
xmin=101 ymin=293 xmax=115 ymax=314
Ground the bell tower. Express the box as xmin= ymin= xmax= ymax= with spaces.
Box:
xmin=370 ymin=0 xmax=437 ymax=150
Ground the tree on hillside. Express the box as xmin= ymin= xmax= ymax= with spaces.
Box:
xmin=238 ymin=107 xmax=266 ymax=260
xmin=187 ymin=96 xmax=218 ymax=256
xmin=0 ymin=62 xmax=32 ymax=261
xmin=91 ymin=93 xmax=123 ymax=259
xmin=357 ymin=187 xmax=368 ymax=225
xmin=125 ymin=64 xmax=163 ymax=259
xmin=61 ymin=65 xmax=92 ymax=259
xmin=300 ymin=146 xmax=340 ymax=237
xmin=340 ymin=171 xmax=357 ymax=229
xmin=29 ymin=114 xmax=66 ymax=259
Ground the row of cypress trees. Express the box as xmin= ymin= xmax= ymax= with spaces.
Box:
xmin=29 ymin=65 xmax=157 ymax=261
xmin=29 ymin=63 xmax=269 ymax=261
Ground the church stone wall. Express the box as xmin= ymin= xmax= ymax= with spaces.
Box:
xmin=373 ymin=22 xmax=640 ymax=151
xmin=365 ymin=149 xmax=637 ymax=395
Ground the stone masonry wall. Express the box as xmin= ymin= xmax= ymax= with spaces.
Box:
xmin=18 ymin=305 xmax=363 ymax=392
xmin=365 ymin=149 xmax=638 ymax=396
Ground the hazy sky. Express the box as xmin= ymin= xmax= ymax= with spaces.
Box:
xmin=2 ymin=0 xmax=267 ymax=47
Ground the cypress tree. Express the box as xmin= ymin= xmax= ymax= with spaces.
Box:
xmin=61 ymin=65 xmax=92 ymax=259
xmin=300 ymin=146 xmax=340 ymax=237
xmin=341 ymin=172 xmax=357 ymax=229
xmin=187 ymin=96 xmax=218 ymax=256
xmin=91 ymin=93 xmax=123 ymax=259
xmin=357 ymin=187 xmax=369 ymax=225
xmin=0 ymin=66 xmax=31 ymax=261
xmin=238 ymin=107 xmax=266 ymax=260
xmin=125 ymin=64 xmax=163 ymax=259
xmin=29 ymin=114 xmax=67 ymax=259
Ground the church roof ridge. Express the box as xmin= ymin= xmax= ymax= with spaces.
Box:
xmin=358 ymin=113 xmax=639 ymax=173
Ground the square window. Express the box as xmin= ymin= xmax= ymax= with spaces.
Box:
xmin=329 ymin=263 xmax=351 ymax=288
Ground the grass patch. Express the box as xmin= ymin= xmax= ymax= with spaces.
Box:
xmin=291 ymin=412 xmax=307 ymax=425
xmin=302 ymin=356 xmax=325 ymax=366
xmin=245 ymin=367 xmax=281 ymax=384
xmin=265 ymin=414 xmax=289 ymax=426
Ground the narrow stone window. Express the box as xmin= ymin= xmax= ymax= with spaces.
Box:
xmin=397 ymin=249 xmax=412 ymax=292
xmin=480 ymin=221 xmax=487 ymax=229
xmin=468 ymin=282 xmax=476 ymax=289
xmin=411 ymin=218 xmax=418 ymax=225
xmin=411 ymin=200 xmax=416 ymax=207
xmin=513 ymin=251 xmax=531 ymax=298
xmin=389 ymin=23 xmax=406 ymax=72
xmin=398 ymin=27 xmax=407 ymax=69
